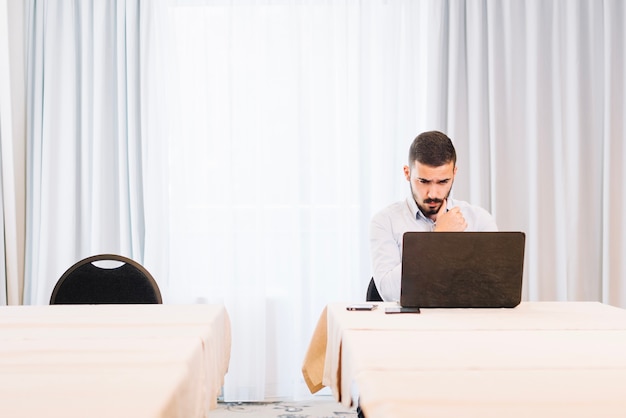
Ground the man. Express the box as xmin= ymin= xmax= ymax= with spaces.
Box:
xmin=369 ymin=130 xmax=498 ymax=302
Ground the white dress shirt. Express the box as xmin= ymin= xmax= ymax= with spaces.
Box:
xmin=369 ymin=196 xmax=498 ymax=302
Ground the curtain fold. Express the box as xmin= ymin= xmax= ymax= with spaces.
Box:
xmin=23 ymin=0 xmax=169 ymax=305
xmin=0 ymin=0 xmax=20 ymax=305
xmin=602 ymin=0 xmax=626 ymax=305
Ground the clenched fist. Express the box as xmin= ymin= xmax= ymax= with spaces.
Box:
xmin=433 ymin=199 xmax=467 ymax=231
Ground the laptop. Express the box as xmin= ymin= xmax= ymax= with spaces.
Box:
xmin=400 ymin=231 xmax=526 ymax=308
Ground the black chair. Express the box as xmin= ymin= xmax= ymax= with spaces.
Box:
xmin=50 ymin=254 xmax=162 ymax=304
xmin=366 ymin=277 xmax=383 ymax=302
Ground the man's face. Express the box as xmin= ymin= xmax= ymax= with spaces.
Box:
xmin=403 ymin=160 xmax=457 ymax=219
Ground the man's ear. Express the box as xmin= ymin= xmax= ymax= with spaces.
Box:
xmin=403 ymin=165 xmax=411 ymax=181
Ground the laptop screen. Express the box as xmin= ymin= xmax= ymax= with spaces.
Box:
xmin=400 ymin=231 xmax=526 ymax=308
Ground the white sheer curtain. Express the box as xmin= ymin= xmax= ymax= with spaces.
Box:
xmin=167 ymin=1 xmax=372 ymax=400
xmin=166 ymin=0 xmax=626 ymax=401
xmin=23 ymin=0 xmax=169 ymax=304
xmin=0 ymin=0 xmax=20 ymax=305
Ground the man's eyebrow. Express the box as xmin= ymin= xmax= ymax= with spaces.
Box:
xmin=417 ymin=177 xmax=451 ymax=182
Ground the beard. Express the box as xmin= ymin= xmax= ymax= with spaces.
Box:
xmin=418 ymin=198 xmax=444 ymax=216
xmin=411 ymin=183 xmax=453 ymax=217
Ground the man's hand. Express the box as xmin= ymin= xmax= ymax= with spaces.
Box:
xmin=433 ymin=199 xmax=467 ymax=231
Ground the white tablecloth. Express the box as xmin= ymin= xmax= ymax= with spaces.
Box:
xmin=0 ymin=304 xmax=231 ymax=418
xmin=356 ymin=368 xmax=626 ymax=418
xmin=302 ymin=301 xmax=626 ymax=417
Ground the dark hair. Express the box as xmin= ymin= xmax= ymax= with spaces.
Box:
xmin=408 ymin=131 xmax=457 ymax=167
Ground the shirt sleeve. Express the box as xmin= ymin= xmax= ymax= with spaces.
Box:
xmin=455 ymin=200 xmax=498 ymax=232
xmin=369 ymin=211 xmax=402 ymax=302
xmin=473 ymin=206 xmax=498 ymax=232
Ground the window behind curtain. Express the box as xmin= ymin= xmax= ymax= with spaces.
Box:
xmin=165 ymin=0 xmax=431 ymax=400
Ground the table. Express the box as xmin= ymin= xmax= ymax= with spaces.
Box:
xmin=0 ymin=304 xmax=231 ymax=418
xmin=302 ymin=301 xmax=626 ymax=417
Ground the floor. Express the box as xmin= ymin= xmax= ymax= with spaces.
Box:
xmin=210 ymin=395 xmax=358 ymax=418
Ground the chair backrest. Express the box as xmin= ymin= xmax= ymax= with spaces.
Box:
xmin=366 ymin=277 xmax=383 ymax=302
xmin=50 ymin=254 xmax=162 ymax=304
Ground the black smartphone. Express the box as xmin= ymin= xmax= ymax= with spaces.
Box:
xmin=385 ymin=307 xmax=420 ymax=314
xmin=346 ymin=303 xmax=378 ymax=311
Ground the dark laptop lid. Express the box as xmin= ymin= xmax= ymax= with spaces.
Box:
xmin=400 ymin=232 xmax=526 ymax=308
